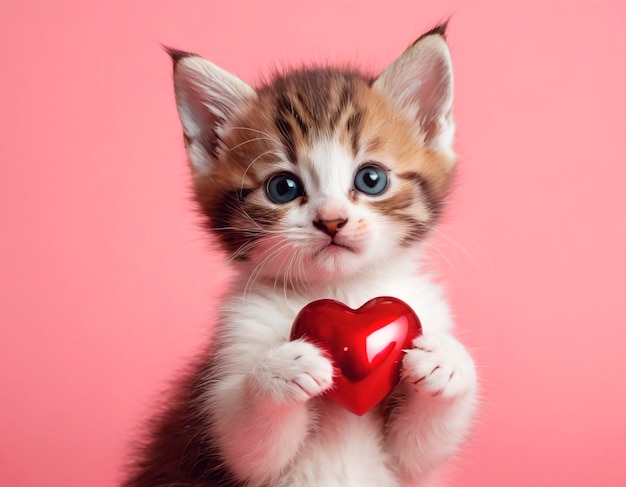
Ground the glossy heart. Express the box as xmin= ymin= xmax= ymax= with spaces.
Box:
xmin=290 ymin=296 xmax=422 ymax=416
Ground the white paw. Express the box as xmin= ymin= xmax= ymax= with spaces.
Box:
xmin=403 ymin=334 xmax=476 ymax=399
xmin=249 ymin=340 xmax=334 ymax=407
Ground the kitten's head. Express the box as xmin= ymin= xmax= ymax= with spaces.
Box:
xmin=168 ymin=24 xmax=456 ymax=285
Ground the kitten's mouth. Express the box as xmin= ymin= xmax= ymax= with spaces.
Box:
xmin=314 ymin=241 xmax=356 ymax=257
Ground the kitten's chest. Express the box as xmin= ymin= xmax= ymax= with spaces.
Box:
xmin=280 ymin=402 xmax=399 ymax=487
xmin=287 ymin=274 xmax=419 ymax=313
xmin=238 ymin=272 xmax=417 ymax=329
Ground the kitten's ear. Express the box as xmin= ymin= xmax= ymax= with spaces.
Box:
xmin=373 ymin=24 xmax=455 ymax=156
xmin=166 ymin=48 xmax=256 ymax=176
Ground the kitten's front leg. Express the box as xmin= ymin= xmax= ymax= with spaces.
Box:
xmin=385 ymin=333 xmax=477 ymax=483
xmin=210 ymin=339 xmax=333 ymax=485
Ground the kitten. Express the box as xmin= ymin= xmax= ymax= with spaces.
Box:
xmin=124 ymin=23 xmax=477 ymax=487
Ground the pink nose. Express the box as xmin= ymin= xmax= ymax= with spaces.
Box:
xmin=313 ymin=218 xmax=348 ymax=237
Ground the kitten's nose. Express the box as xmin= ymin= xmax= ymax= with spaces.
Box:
xmin=313 ymin=218 xmax=348 ymax=237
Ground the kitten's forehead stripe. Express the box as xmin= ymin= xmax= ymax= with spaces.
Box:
xmin=264 ymin=70 xmax=367 ymax=138
xmin=277 ymin=95 xmax=309 ymax=137
xmin=273 ymin=113 xmax=298 ymax=163
xmin=295 ymin=92 xmax=316 ymax=121
xmin=327 ymin=81 xmax=354 ymax=131
xmin=345 ymin=109 xmax=364 ymax=156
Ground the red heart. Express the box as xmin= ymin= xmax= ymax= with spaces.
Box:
xmin=290 ymin=297 xmax=422 ymax=416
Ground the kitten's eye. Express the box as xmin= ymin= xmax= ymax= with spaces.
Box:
xmin=354 ymin=165 xmax=388 ymax=195
xmin=266 ymin=173 xmax=304 ymax=204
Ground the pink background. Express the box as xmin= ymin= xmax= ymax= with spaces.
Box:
xmin=1 ymin=1 xmax=625 ymax=486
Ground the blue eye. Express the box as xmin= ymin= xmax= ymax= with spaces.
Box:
xmin=266 ymin=173 xmax=304 ymax=204
xmin=354 ymin=165 xmax=388 ymax=195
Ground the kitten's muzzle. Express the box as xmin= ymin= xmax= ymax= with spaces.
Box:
xmin=313 ymin=218 xmax=348 ymax=238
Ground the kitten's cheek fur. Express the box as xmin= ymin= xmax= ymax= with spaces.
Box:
xmin=248 ymin=340 xmax=334 ymax=407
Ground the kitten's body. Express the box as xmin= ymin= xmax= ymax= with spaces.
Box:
xmin=125 ymin=24 xmax=477 ymax=487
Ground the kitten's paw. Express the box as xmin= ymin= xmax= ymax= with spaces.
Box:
xmin=249 ymin=340 xmax=334 ymax=407
xmin=403 ymin=334 xmax=476 ymax=400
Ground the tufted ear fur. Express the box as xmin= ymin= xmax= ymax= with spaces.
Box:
xmin=373 ymin=24 xmax=455 ymax=158
xmin=166 ymin=48 xmax=257 ymax=177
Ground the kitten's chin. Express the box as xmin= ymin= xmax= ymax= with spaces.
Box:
xmin=313 ymin=242 xmax=356 ymax=259
xmin=310 ymin=243 xmax=367 ymax=280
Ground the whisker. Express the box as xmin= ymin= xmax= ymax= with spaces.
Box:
xmin=240 ymin=149 xmax=282 ymax=196
xmin=242 ymin=235 xmax=290 ymax=297
xmin=226 ymin=136 xmax=277 ymax=151
xmin=228 ymin=126 xmax=280 ymax=145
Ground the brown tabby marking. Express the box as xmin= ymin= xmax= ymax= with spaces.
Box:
xmin=123 ymin=353 xmax=245 ymax=487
